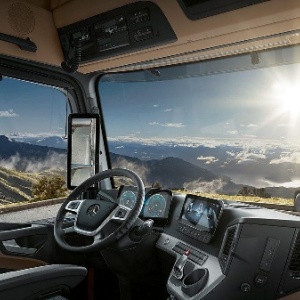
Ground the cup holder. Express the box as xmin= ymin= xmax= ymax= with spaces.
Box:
xmin=181 ymin=268 xmax=208 ymax=297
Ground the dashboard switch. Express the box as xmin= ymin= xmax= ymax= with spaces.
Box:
xmin=163 ymin=238 xmax=170 ymax=245
xmin=259 ymin=238 xmax=280 ymax=272
xmin=255 ymin=274 xmax=268 ymax=287
xmin=241 ymin=283 xmax=251 ymax=293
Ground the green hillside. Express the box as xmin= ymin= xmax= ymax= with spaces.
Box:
xmin=0 ymin=167 xmax=40 ymax=203
xmin=0 ymin=167 xmax=66 ymax=203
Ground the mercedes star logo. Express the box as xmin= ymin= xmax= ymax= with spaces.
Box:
xmin=87 ymin=204 xmax=100 ymax=217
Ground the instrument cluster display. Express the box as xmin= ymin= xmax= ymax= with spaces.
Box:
xmin=119 ymin=190 xmax=137 ymax=209
xmin=118 ymin=186 xmax=172 ymax=223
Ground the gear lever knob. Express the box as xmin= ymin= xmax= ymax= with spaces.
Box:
xmin=173 ymin=250 xmax=189 ymax=279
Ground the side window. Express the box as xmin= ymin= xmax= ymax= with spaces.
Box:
xmin=0 ymin=77 xmax=68 ymax=205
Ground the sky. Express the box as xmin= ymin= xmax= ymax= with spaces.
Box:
xmin=98 ymin=61 xmax=300 ymax=188
xmin=1 ymin=60 xmax=299 ymax=143
xmin=0 ymin=77 xmax=67 ymax=137
xmin=99 ymin=62 xmax=300 ymax=143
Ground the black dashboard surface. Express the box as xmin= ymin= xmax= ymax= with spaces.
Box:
xmin=156 ymin=193 xmax=300 ymax=300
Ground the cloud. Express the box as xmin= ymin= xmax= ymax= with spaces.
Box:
xmin=197 ymin=156 xmax=219 ymax=164
xmin=9 ymin=132 xmax=63 ymax=138
xmin=227 ymin=130 xmax=238 ymax=135
xmin=115 ymin=146 xmax=124 ymax=149
xmin=149 ymin=122 xmax=186 ymax=128
xmin=153 ymin=104 xmax=160 ymax=108
xmin=0 ymin=109 xmax=19 ymax=118
xmin=270 ymin=152 xmax=300 ymax=164
xmin=183 ymin=178 xmax=226 ymax=194
xmin=163 ymin=123 xmax=186 ymax=128
xmin=107 ymin=135 xmax=300 ymax=152
xmin=226 ymin=151 xmax=235 ymax=157
xmin=0 ymin=152 xmax=66 ymax=173
xmin=235 ymin=151 xmax=266 ymax=164
xmin=111 ymin=157 xmax=150 ymax=185
xmin=241 ymin=123 xmax=258 ymax=128
xmin=163 ymin=108 xmax=173 ymax=112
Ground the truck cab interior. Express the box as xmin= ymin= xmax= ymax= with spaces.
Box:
xmin=1 ymin=0 xmax=300 ymax=299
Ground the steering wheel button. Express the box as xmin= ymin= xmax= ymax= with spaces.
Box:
xmin=68 ymin=201 xmax=80 ymax=210
xmin=116 ymin=208 xmax=127 ymax=218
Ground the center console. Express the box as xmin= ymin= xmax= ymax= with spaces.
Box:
xmin=157 ymin=233 xmax=225 ymax=300
xmin=157 ymin=194 xmax=300 ymax=300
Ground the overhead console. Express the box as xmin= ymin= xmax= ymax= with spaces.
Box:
xmin=177 ymin=0 xmax=270 ymax=20
xmin=58 ymin=1 xmax=177 ymax=68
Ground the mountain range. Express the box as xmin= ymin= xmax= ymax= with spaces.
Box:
xmin=108 ymin=140 xmax=300 ymax=198
xmin=10 ymin=135 xmax=67 ymax=149
xmin=0 ymin=135 xmax=298 ymax=201
xmin=110 ymin=153 xmax=239 ymax=193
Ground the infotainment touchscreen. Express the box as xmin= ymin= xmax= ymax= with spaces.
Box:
xmin=178 ymin=194 xmax=223 ymax=243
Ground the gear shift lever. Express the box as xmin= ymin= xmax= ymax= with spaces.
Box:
xmin=173 ymin=250 xmax=190 ymax=280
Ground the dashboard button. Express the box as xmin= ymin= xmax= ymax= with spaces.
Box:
xmin=163 ymin=238 xmax=170 ymax=245
xmin=241 ymin=283 xmax=251 ymax=293
xmin=255 ymin=274 xmax=268 ymax=287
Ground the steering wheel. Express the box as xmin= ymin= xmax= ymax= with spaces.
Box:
xmin=54 ymin=168 xmax=145 ymax=252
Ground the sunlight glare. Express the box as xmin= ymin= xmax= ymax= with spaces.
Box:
xmin=273 ymin=81 xmax=300 ymax=119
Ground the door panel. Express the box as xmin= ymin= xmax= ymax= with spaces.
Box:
xmin=0 ymin=222 xmax=52 ymax=270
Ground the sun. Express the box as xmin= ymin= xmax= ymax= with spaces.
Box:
xmin=280 ymin=86 xmax=300 ymax=114
xmin=273 ymin=81 xmax=300 ymax=119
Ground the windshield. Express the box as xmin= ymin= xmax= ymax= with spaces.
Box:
xmin=99 ymin=45 xmax=300 ymax=206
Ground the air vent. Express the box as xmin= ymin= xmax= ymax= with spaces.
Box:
xmin=219 ymin=225 xmax=238 ymax=274
xmin=289 ymin=230 xmax=300 ymax=278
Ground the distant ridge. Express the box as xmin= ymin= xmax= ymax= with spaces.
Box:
xmin=110 ymin=152 xmax=239 ymax=193
xmin=11 ymin=135 xmax=67 ymax=149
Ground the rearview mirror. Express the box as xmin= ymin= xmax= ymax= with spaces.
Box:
xmin=67 ymin=114 xmax=100 ymax=189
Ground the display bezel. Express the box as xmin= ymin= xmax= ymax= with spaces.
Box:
xmin=179 ymin=194 xmax=224 ymax=235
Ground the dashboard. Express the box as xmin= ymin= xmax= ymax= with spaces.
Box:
xmin=55 ymin=187 xmax=300 ymax=300
xmin=154 ymin=194 xmax=300 ymax=300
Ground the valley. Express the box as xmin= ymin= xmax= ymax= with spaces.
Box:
xmin=0 ymin=135 xmax=298 ymax=203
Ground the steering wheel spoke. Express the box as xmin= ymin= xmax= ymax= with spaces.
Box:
xmin=65 ymin=200 xmax=84 ymax=214
xmin=93 ymin=232 xmax=103 ymax=242
xmin=111 ymin=205 xmax=130 ymax=222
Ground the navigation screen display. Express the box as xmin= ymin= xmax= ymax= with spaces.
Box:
xmin=180 ymin=195 xmax=223 ymax=233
